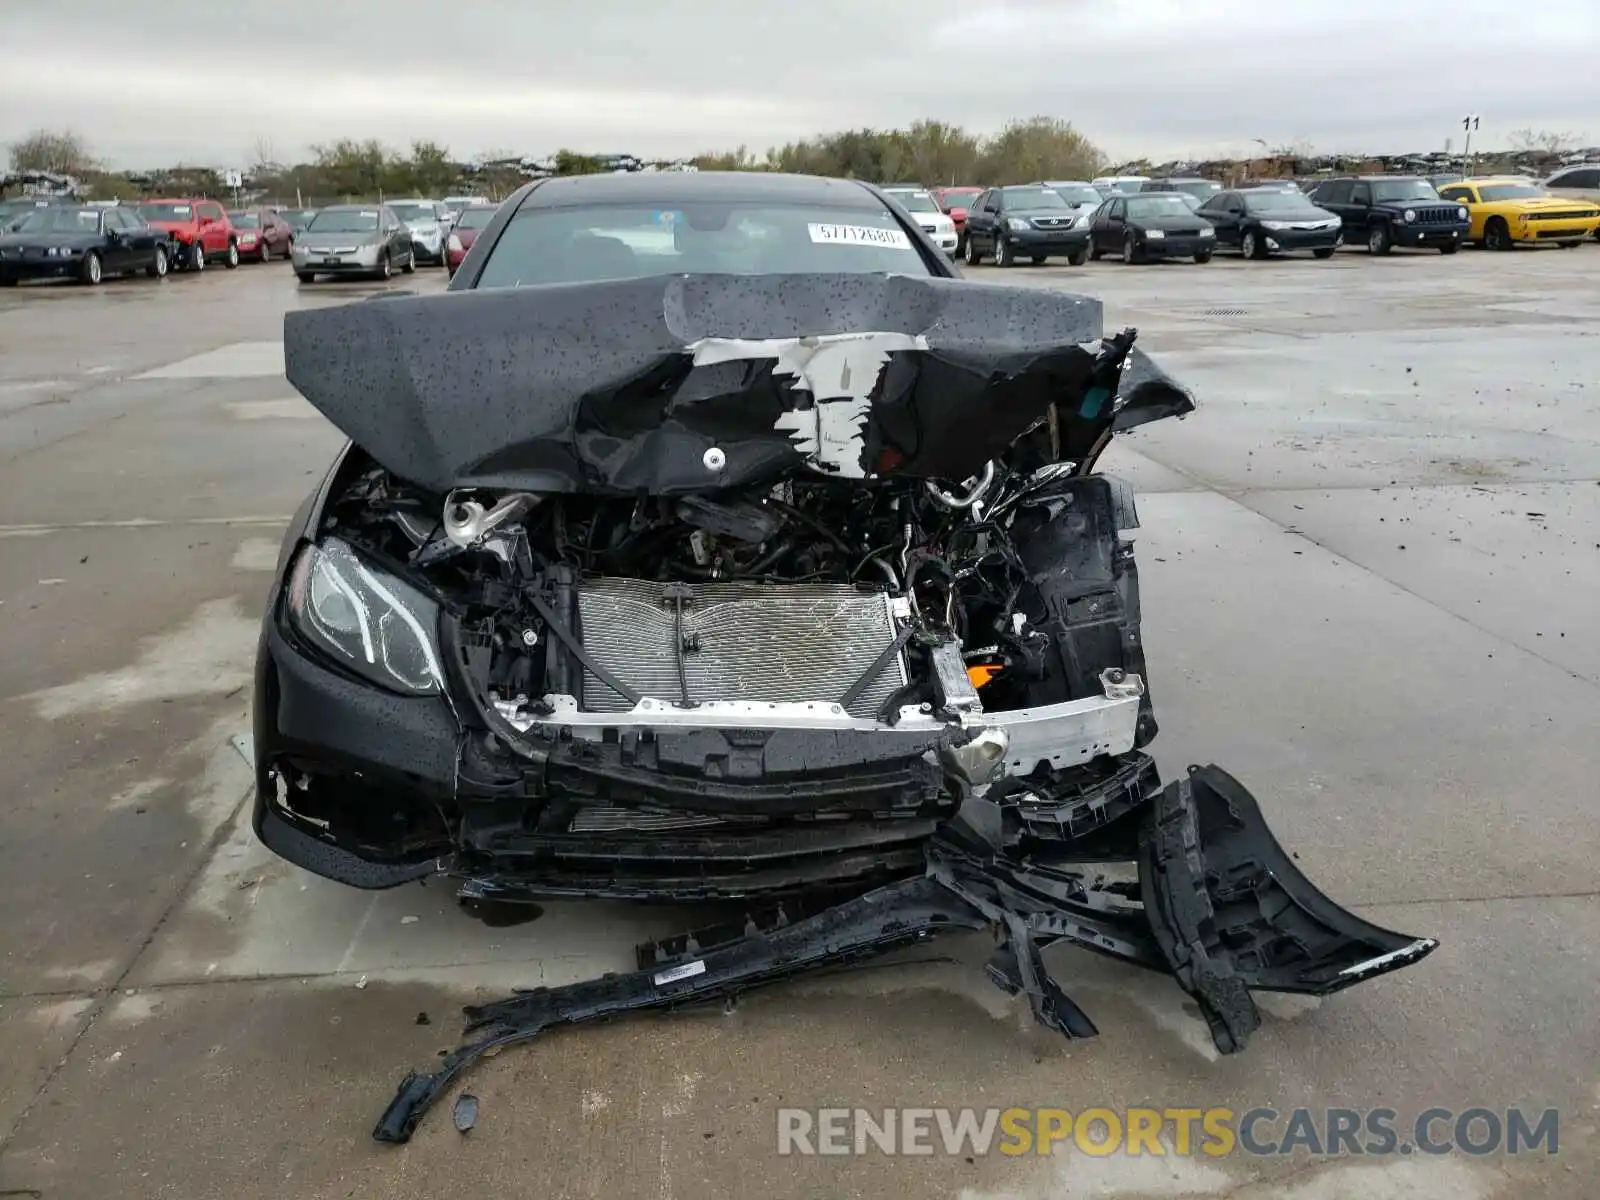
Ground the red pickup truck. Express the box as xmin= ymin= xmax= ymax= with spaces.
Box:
xmin=133 ymin=198 xmax=241 ymax=271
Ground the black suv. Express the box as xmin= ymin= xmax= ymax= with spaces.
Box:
xmin=1304 ymin=176 xmax=1469 ymax=255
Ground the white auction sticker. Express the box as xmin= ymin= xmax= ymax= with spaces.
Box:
xmin=808 ymin=223 xmax=912 ymax=249
xmin=653 ymin=959 xmax=707 ymax=986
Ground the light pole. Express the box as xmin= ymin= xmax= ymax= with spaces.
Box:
xmin=1461 ymin=114 xmax=1480 ymax=179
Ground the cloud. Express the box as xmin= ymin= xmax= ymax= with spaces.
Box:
xmin=2 ymin=0 xmax=1596 ymax=167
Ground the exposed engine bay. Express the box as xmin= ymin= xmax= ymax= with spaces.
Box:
xmin=252 ymin=271 xmax=1439 ymax=1142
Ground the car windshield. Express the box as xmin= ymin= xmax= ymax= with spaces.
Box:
xmin=885 ymin=189 xmax=939 ymax=213
xmin=1047 ymin=184 xmax=1102 ymax=206
xmin=1478 ymin=183 xmax=1545 ymax=202
xmin=1244 ymin=193 xmax=1327 ymax=215
xmin=1372 ymin=180 xmax=1440 ymax=202
xmin=444 ymin=199 xmax=482 ymax=213
xmin=281 ymin=209 xmax=317 ymax=229
xmin=308 ymin=209 xmax=380 ymax=233
xmin=456 ymin=207 xmax=496 ymax=230
xmin=1000 ymin=186 xmax=1069 ymax=209
xmin=1125 ymin=195 xmax=1195 ymax=217
xmin=387 ymin=203 xmax=434 ymax=222
xmin=472 ymin=200 xmax=931 ymax=289
xmin=137 ymin=202 xmax=193 ymax=221
xmin=16 ymin=208 xmax=101 ymax=234
xmin=1169 ymin=180 xmax=1222 ymax=198
xmin=938 ymin=190 xmax=982 ymax=208
xmin=228 ymin=212 xmax=261 ymax=228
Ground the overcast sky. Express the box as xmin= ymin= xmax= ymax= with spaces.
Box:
xmin=3 ymin=0 xmax=1596 ymax=168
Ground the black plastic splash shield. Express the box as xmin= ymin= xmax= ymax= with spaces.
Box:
xmin=284 ymin=272 xmax=1194 ymax=496
xmin=371 ymin=764 xmax=1437 ymax=1143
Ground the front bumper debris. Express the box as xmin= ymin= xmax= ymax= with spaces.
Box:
xmin=372 ymin=762 xmax=1437 ymax=1143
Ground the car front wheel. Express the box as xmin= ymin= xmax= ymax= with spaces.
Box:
xmin=993 ymin=234 xmax=1014 ymax=268
xmin=147 ymin=245 xmax=169 ymax=278
xmin=225 ymin=242 xmax=240 ymax=269
xmin=963 ymin=235 xmax=983 ymax=266
xmin=1313 ymin=247 xmax=1336 ymax=259
xmin=79 ymin=251 xmax=103 ymax=286
xmin=1367 ymin=224 xmax=1392 ymax=255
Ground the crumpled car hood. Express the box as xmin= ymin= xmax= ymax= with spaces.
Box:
xmin=283 ymin=272 xmax=1194 ymax=495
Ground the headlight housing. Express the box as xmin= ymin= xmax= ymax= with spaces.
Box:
xmin=286 ymin=538 xmax=444 ymax=695
xmin=1073 ymin=213 xmax=1090 ymax=229
xmin=1261 ymin=220 xmax=1288 ymax=231
xmin=1457 ymin=206 xmax=1468 ymax=220
xmin=1006 ymin=217 xmax=1030 ymax=232
xmin=1403 ymin=209 xmax=1417 ymax=223
xmin=1144 ymin=228 xmax=1165 ymax=239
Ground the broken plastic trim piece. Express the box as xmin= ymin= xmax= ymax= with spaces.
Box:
xmin=371 ymin=764 xmax=1437 ymax=1143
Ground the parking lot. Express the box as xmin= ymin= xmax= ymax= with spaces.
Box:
xmin=1 ymin=246 xmax=1598 ymax=1199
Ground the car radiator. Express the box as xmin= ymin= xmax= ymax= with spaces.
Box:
xmin=574 ymin=577 xmax=908 ymax=719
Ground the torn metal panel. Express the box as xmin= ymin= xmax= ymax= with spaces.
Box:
xmin=283 ymin=273 xmax=1194 ymax=495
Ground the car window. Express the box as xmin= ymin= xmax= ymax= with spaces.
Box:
xmin=1318 ymin=181 xmax=1353 ymax=205
xmin=201 ymin=202 xmax=225 ymax=221
xmin=883 ymin=189 xmax=940 ymax=214
xmin=472 ymin=200 xmax=932 ymax=290
xmin=1124 ymin=195 xmax=1194 ymax=218
xmin=1477 ymin=183 xmax=1544 ymax=202
xmin=307 ymin=209 xmax=380 ymax=233
xmin=1551 ymin=167 xmax=1600 ymax=188
xmin=137 ymin=202 xmax=194 ymax=221
xmin=229 ymin=211 xmax=262 ymax=228
xmin=1371 ymin=179 xmax=1439 ymax=203
xmin=1243 ymin=193 xmax=1331 ymax=216
xmin=1436 ymin=186 xmax=1469 ymax=202
xmin=17 ymin=208 xmax=102 ymax=234
xmin=1046 ymin=183 xmax=1101 ymax=206
xmin=1350 ymin=182 xmax=1372 ymax=205
xmin=999 ymin=186 xmax=1069 ymax=209
xmin=456 ymin=207 xmax=496 ymax=230
xmin=1108 ymin=198 xmax=1125 ymax=219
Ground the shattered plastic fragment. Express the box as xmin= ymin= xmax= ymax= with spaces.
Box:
xmin=452 ymin=1093 xmax=478 ymax=1133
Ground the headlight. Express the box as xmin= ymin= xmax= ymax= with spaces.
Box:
xmin=1200 ymin=225 xmax=1215 ymax=236
xmin=1457 ymin=206 xmax=1468 ymax=220
xmin=1144 ymin=229 xmax=1165 ymax=239
xmin=1006 ymin=217 xmax=1030 ymax=232
xmin=1403 ymin=210 xmax=1417 ymax=223
xmin=1261 ymin=220 xmax=1288 ymax=231
xmin=286 ymin=538 xmax=443 ymax=695
xmin=1073 ymin=214 xmax=1090 ymax=229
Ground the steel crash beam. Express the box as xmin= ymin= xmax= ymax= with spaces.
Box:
xmin=372 ymin=764 xmax=1436 ymax=1143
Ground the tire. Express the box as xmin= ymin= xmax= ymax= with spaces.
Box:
xmin=1242 ymin=230 xmax=1264 ymax=259
xmin=1194 ymin=251 xmax=1212 ymax=264
xmin=1089 ymin=242 xmax=1104 ymax=261
xmin=375 ymin=252 xmax=392 ymax=282
xmin=1030 ymin=254 xmax=1047 ymax=265
xmin=1557 ymin=240 xmax=1579 ymax=249
xmin=259 ymin=239 xmax=272 ymax=263
xmin=963 ymin=234 xmax=982 ymax=266
xmin=224 ymin=242 xmax=240 ymax=269
xmin=146 ymin=245 xmax=169 ymax=279
xmin=296 ymin=271 xmax=315 ymax=284
xmin=955 ymin=233 xmax=967 ymax=258
xmin=993 ymin=234 xmax=1014 ymax=268
xmin=1067 ymin=246 xmax=1089 ymax=266
xmin=190 ymin=242 xmax=205 ymax=271
xmin=80 ymin=251 xmax=103 ymax=286
xmin=1438 ymin=242 xmax=1459 ymax=255
xmin=0 ymin=276 xmax=16 ymax=287
xmin=1313 ymin=247 xmax=1336 ymax=259
xmin=1484 ymin=218 xmax=1512 ymax=251
xmin=1367 ymin=223 xmax=1392 ymax=255
xmin=1122 ymin=233 xmax=1138 ymax=264
xmin=401 ymin=250 xmax=416 ymax=275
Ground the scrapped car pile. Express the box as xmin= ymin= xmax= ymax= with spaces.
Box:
xmin=267 ymin=271 xmax=1438 ymax=1142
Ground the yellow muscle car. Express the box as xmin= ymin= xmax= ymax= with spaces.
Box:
xmin=1437 ymin=178 xmax=1600 ymax=249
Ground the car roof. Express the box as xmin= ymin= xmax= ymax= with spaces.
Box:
xmin=319 ymin=203 xmax=385 ymax=211
xmin=1040 ymin=179 xmax=1093 ymax=186
xmin=1151 ymin=176 xmax=1215 ymax=183
xmin=515 ymin=171 xmax=881 ymax=209
xmin=1460 ymin=176 xmax=1537 ymax=185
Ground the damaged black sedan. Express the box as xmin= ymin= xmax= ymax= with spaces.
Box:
xmin=251 ymin=172 xmax=1436 ymax=1142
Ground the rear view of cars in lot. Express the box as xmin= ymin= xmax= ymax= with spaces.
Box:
xmin=0 ymin=204 xmax=173 ymax=285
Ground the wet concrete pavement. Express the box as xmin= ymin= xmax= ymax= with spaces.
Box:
xmin=1 ymin=248 xmax=1597 ymax=1198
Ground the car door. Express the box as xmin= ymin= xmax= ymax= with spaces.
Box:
xmin=1097 ymin=197 xmax=1126 ymax=251
xmin=195 ymin=201 xmax=224 ymax=252
xmin=1314 ymin=180 xmax=1354 ymax=232
xmin=1199 ymin=193 xmax=1238 ymax=247
xmin=380 ymin=206 xmax=407 ymax=260
xmin=968 ymin=190 xmax=996 ymax=249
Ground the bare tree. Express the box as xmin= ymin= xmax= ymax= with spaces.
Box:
xmin=1506 ymin=128 xmax=1583 ymax=155
xmin=249 ymin=135 xmax=282 ymax=174
xmin=8 ymin=128 xmax=94 ymax=175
